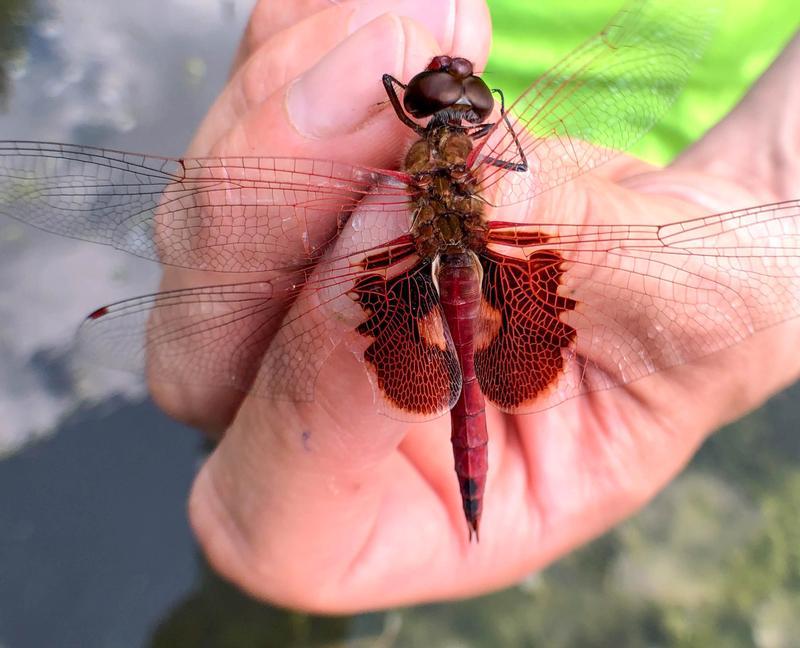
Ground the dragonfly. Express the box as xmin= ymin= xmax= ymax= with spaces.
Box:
xmin=1 ymin=0 xmax=798 ymax=539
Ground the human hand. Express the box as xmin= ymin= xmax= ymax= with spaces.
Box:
xmin=154 ymin=0 xmax=800 ymax=612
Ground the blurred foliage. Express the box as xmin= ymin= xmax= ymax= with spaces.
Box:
xmin=150 ymin=561 xmax=395 ymax=648
xmin=150 ymin=569 xmax=351 ymax=648
xmin=484 ymin=0 xmax=799 ymax=165
xmin=0 ymin=0 xmax=35 ymax=110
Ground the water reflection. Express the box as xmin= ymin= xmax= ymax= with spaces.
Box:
xmin=0 ymin=0 xmax=255 ymax=455
xmin=0 ymin=0 xmax=34 ymax=109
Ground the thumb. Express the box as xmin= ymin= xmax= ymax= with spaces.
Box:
xmin=673 ymin=33 xmax=800 ymax=201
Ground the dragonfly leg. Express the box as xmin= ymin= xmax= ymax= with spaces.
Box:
xmin=382 ymin=75 xmax=425 ymax=135
xmin=465 ymin=122 xmax=494 ymax=139
xmin=476 ymin=88 xmax=528 ymax=173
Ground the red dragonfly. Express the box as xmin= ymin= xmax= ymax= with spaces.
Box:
xmin=1 ymin=2 xmax=798 ymax=539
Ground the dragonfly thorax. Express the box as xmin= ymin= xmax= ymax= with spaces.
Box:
xmin=405 ymin=128 xmax=487 ymax=258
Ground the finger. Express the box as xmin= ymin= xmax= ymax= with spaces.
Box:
xmin=673 ymin=33 xmax=800 ymax=202
xmin=213 ymin=14 xmax=472 ymax=162
xmin=231 ymin=0 xmax=465 ymax=75
xmin=230 ymin=0 xmax=342 ymax=73
xmin=195 ymin=0 xmax=480 ymax=156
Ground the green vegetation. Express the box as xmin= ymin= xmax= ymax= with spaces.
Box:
xmin=484 ymin=0 xmax=798 ymax=164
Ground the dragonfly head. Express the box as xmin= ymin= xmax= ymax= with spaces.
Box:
xmin=403 ymin=56 xmax=493 ymax=124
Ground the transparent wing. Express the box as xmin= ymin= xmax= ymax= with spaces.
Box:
xmin=0 ymin=141 xmax=414 ymax=272
xmin=472 ymin=0 xmax=718 ymax=204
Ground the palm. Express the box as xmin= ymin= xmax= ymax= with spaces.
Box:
xmin=183 ymin=138 xmax=795 ymax=610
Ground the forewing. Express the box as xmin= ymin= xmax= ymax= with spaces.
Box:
xmin=0 ymin=141 xmax=413 ymax=272
xmin=473 ymin=0 xmax=718 ymax=205
xmin=478 ymin=200 xmax=800 ymax=413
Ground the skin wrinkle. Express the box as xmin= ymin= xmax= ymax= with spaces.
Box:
xmin=394 ymin=15 xmax=410 ymax=117
xmin=239 ymin=1 xmax=344 ymax=62
xmin=283 ymin=13 xmax=406 ymax=140
xmin=339 ymin=531 xmax=382 ymax=608
xmin=579 ymin=401 xmax=634 ymax=493
xmin=695 ymin=328 xmax=800 ymax=428
xmin=239 ymin=34 xmax=295 ymax=107
xmin=555 ymin=423 xmax=597 ymax=524
xmin=334 ymin=488 xmax=391 ymax=603
xmin=774 ymin=133 xmax=799 ymax=198
xmin=517 ymin=452 xmax=545 ymax=547
xmin=189 ymin=462 xmax=262 ymax=601
xmin=329 ymin=477 xmax=446 ymax=608
xmin=340 ymin=462 xmax=443 ymax=597
xmin=233 ymin=477 xmax=363 ymax=608
xmin=517 ymin=415 xmax=560 ymax=539
xmin=399 ymin=437 xmax=467 ymax=540
xmin=212 ymin=417 xmax=298 ymax=561
xmin=587 ymin=391 xmax=663 ymax=499
xmin=443 ymin=0 xmax=457 ymax=52
xmin=529 ymin=396 xmax=648 ymax=536
xmin=624 ymin=175 xmax=741 ymax=215
xmin=496 ymin=412 xmax=543 ymax=538
xmin=637 ymin=353 xmax=737 ymax=444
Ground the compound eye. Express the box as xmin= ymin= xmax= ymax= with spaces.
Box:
xmin=463 ymin=76 xmax=494 ymax=122
xmin=403 ymin=71 xmax=462 ymax=118
xmin=449 ymin=57 xmax=473 ymax=79
xmin=427 ymin=55 xmax=452 ymax=71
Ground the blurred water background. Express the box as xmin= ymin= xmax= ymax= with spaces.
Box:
xmin=0 ymin=0 xmax=798 ymax=646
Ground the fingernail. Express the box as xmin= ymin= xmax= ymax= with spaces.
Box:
xmin=287 ymin=14 xmax=404 ymax=138
xmin=348 ymin=0 xmax=454 ymax=46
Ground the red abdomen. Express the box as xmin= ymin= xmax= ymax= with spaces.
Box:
xmin=437 ymin=251 xmax=488 ymax=540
